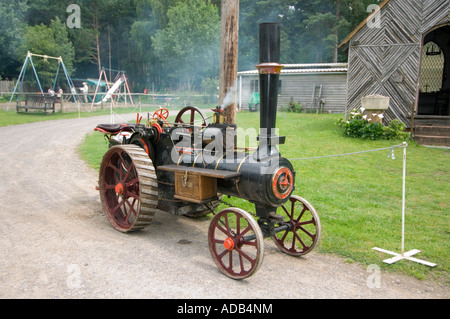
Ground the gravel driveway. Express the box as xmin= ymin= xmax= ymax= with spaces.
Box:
xmin=0 ymin=113 xmax=448 ymax=299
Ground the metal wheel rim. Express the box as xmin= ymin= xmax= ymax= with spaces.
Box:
xmin=99 ymin=145 xmax=157 ymax=232
xmin=272 ymin=196 xmax=321 ymax=256
xmin=208 ymin=208 xmax=264 ymax=280
xmin=174 ymin=106 xmax=209 ymax=128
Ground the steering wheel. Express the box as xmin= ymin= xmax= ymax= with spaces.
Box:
xmin=153 ymin=108 xmax=169 ymax=121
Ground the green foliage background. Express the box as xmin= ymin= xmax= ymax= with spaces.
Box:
xmin=0 ymin=0 xmax=381 ymax=92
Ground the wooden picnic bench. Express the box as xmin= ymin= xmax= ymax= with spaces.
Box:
xmin=16 ymin=94 xmax=57 ymax=115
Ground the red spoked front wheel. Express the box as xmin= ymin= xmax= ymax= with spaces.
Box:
xmin=272 ymin=196 xmax=321 ymax=256
xmin=98 ymin=145 xmax=158 ymax=232
xmin=208 ymin=208 xmax=264 ymax=280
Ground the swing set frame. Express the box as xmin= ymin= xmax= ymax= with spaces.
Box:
xmin=9 ymin=51 xmax=83 ymax=112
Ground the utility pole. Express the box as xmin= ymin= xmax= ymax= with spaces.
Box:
xmin=218 ymin=0 xmax=239 ymax=124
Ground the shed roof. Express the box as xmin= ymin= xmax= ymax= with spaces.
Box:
xmin=238 ymin=63 xmax=348 ymax=76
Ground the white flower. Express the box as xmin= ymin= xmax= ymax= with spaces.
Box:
xmin=360 ymin=107 xmax=366 ymax=113
xmin=363 ymin=115 xmax=367 ymax=120
xmin=379 ymin=114 xmax=384 ymax=119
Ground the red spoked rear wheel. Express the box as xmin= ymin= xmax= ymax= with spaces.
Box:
xmin=99 ymin=145 xmax=158 ymax=232
xmin=208 ymin=208 xmax=264 ymax=280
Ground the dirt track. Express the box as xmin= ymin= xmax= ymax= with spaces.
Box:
xmin=0 ymin=113 xmax=448 ymax=299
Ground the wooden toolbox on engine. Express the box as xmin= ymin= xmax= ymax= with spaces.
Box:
xmin=158 ymin=165 xmax=241 ymax=203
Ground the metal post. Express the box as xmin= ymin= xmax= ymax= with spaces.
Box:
xmin=60 ymin=59 xmax=82 ymax=116
xmin=124 ymin=76 xmax=135 ymax=108
xmin=28 ymin=55 xmax=45 ymax=97
xmin=238 ymin=75 xmax=242 ymax=111
xmin=373 ymin=142 xmax=436 ymax=267
xmin=9 ymin=56 xmax=29 ymax=109
xmin=401 ymin=144 xmax=406 ymax=255
xmin=53 ymin=62 xmax=61 ymax=91
xmin=92 ymin=70 xmax=104 ymax=109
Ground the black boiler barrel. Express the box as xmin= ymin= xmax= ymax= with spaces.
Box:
xmin=177 ymin=152 xmax=295 ymax=208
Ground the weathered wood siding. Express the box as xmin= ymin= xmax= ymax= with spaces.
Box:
xmin=239 ymin=72 xmax=348 ymax=113
xmin=345 ymin=0 xmax=450 ymax=127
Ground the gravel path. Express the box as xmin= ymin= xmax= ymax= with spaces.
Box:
xmin=0 ymin=114 xmax=448 ymax=299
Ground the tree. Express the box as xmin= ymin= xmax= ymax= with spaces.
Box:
xmin=129 ymin=0 xmax=158 ymax=91
xmin=25 ymin=0 xmax=68 ymax=26
xmin=238 ymin=0 xmax=286 ymax=70
xmin=0 ymin=0 xmax=28 ymax=79
xmin=129 ymin=19 xmax=159 ymax=91
xmin=152 ymin=0 xmax=220 ymax=100
xmin=331 ymin=0 xmax=380 ymax=62
xmin=72 ymin=0 xmax=140 ymax=80
xmin=0 ymin=0 xmax=384 ymax=91
xmin=238 ymin=0 xmax=382 ymax=66
xmin=147 ymin=0 xmax=185 ymax=28
xmin=304 ymin=11 xmax=337 ymax=62
xmin=77 ymin=0 xmax=107 ymax=74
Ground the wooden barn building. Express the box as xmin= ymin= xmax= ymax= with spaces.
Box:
xmin=339 ymin=0 xmax=450 ymax=146
xmin=238 ymin=63 xmax=348 ymax=114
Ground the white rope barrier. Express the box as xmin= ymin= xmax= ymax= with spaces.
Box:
xmin=289 ymin=142 xmax=436 ymax=267
xmin=289 ymin=143 xmax=406 ymax=161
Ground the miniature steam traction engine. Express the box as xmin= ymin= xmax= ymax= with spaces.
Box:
xmin=95 ymin=23 xmax=321 ymax=279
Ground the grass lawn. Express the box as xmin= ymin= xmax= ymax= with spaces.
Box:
xmin=77 ymin=111 xmax=448 ymax=284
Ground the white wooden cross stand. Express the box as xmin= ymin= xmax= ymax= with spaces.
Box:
xmin=372 ymin=142 xmax=437 ymax=268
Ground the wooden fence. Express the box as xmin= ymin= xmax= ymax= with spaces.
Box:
xmin=1 ymin=92 xmax=218 ymax=113
xmin=0 ymin=81 xmax=14 ymax=95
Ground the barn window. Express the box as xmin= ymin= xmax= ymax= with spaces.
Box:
xmin=250 ymin=80 xmax=259 ymax=93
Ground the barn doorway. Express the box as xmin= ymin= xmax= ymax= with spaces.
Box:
xmin=418 ymin=25 xmax=450 ymax=116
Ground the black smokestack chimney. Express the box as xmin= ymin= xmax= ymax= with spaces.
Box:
xmin=255 ymin=23 xmax=284 ymax=160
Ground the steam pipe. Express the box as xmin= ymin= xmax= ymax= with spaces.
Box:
xmin=255 ymin=23 xmax=284 ymax=160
